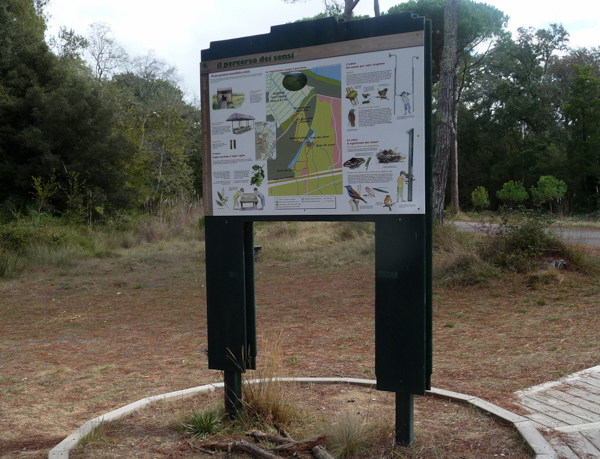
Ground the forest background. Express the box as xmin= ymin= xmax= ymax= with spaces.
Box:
xmin=1 ymin=0 xmax=600 ymax=231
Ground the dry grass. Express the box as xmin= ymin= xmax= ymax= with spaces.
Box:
xmin=0 ymin=221 xmax=599 ymax=458
xmin=240 ymin=333 xmax=302 ymax=429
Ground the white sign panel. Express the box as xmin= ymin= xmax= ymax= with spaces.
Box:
xmin=207 ymin=45 xmax=425 ymax=216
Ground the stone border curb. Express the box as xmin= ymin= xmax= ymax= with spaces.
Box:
xmin=48 ymin=378 xmax=556 ymax=459
xmin=426 ymin=388 xmax=558 ymax=459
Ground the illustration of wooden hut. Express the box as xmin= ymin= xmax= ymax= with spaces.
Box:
xmin=227 ymin=113 xmax=256 ymax=135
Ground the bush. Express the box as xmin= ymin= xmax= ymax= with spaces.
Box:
xmin=481 ymin=214 xmax=565 ymax=272
xmin=496 ymin=181 xmax=529 ymax=208
xmin=471 ymin=186 xmax=490 ymax=211
xmin=531 ymin=175 xmax=567 ymax=212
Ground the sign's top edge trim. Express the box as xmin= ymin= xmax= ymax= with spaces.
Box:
xmin=200 ymin=31 xmax=424 ymax=76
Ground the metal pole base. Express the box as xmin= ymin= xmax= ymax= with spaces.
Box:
xmin=224 ymin=371 xmax=242 ymax=419
xmin=396 ymin=392 xmax=414 ymax=446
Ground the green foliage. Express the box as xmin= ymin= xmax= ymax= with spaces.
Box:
xmin=471 ymin=186 xmax=490 ymax=211
xmin=250 ymin=165 xmax=265 ymax=187
xmin=180 ymin=407 xmax=223 ymax=439
xmin=562 ymin=65 xmax=600 ymax=210
xmin=530 ymin=175 xmax=567 ymax=211
xmin=496 ymin=181 xmax=529 ymax=207
xmin=481 ymin=213 xmax=562 ymax=272
xmin=0 ymin=2 xmax=135 ymax=214
xmin=31 ymin=174 xmax=58 ymax=213
xmin=113 ymin=61 xmax=201 ymax=205
xmin=387 ymin=0 xmax=507 ymax=83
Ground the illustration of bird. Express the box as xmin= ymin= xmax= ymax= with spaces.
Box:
xmin=364 ymin=186 xmax=376 ymax=197
xmin=377 ymin=88 xmax=389 ymax=99
xmin=348 ymin=109 xmax=356 ymax=127
xmin=345 ymin=185 xmax=367 ymax=203
xmin=384 ymin=195 xmax=393 ymax=211
xmin=362 ymin=93 xmax=370 ymax=99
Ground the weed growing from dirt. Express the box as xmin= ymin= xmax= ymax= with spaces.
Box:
xmin=179 ymin=407 xmax=223 ymax=439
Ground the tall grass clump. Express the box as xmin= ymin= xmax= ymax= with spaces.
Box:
xmin=241 ymin=334 xmax=300 ymax=429
xmin=325 ymin=410 xmax=388 ymax=458
xmin=433 ymin=224 xmax=499 ymax=286
xmin=0 ymin=249 xmax=19 ymax=278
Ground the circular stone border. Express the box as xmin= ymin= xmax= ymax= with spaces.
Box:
xmin=48 ymin=377 xmax=557 ymax=459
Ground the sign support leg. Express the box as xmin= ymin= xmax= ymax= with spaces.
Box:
xmin=395 ymin=392 xmax=414 ymax=446
xmin=224 ymin=370 xmax=242 ymax=418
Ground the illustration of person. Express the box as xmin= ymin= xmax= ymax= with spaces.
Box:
xmin=254 ymin=187 xmax=265 ymax=209
xmin=233 ymin=188 xmax=243 ymax=209
xmin=397 ymin=171 xmax=406 ymax=202
xmin=400 ymin=91 xmax=411 ymax=115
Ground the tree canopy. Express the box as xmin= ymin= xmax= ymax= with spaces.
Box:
xmin=0 ymin=1 xmax=201 ymax=220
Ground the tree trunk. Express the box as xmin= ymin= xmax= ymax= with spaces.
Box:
xmin=433 ymin=0 xmax=458 ymax=224
xmin=374 ymin=0 xmax=380 ymax=16
xmin=344 ymin=0 xmax=360 ymax=21
xmin=450 ymin=72 xmax=460 ymax=215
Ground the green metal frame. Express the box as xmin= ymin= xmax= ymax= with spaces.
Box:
xmin=202 ymin=13 xmax=433 ymax=445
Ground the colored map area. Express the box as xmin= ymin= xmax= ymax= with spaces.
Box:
xmin=265 ymin=66 xmax=343 ymax=197
xmin=255 ymin=121 xmax=276 ymax=160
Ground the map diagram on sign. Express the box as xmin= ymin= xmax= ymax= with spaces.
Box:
xmin=255 ymin=121 xmax=276 ymax=160
xmin=265 ymin=65 xmax=343 ymax=197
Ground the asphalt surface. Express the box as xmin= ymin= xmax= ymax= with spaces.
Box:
xmin=452 ymin=221 xmax=600 ymax=247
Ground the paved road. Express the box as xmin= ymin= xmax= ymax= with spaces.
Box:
xmin=452 ymin=221 xmax=600 ymax=247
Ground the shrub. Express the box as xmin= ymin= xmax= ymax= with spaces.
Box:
xmin=481 ymin=214 xmax=564 ymax=272
xmin=471 ymin=186 xmax=490 ymax=211
xmin=531 ymin=175 xmax=567 ymax=213
xmin=496 ymin=181 xmax=529 ymax=208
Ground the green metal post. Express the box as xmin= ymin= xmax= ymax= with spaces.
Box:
xmin=395 ymin=392 xmax=414 ymax=446
xmin=224 ymin=370 xmax=242 ymax=418
xmin=244 ymin=221 xmax=257 ymax=369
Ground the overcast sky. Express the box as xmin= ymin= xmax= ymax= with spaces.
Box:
xmin=46 ymin=0 xmax=600 ymax=102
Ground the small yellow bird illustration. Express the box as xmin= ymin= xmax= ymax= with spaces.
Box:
xmin=384 ymin=195 xmax=393 ymax=211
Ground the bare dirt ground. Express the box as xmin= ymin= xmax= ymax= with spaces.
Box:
xmin=1 ymin=226 xmax=599 ymax=458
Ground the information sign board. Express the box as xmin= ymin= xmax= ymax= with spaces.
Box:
xmin=202 ymin=33 xmax=425 ymax=216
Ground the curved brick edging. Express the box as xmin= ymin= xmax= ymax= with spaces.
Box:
xmin=48 ymin=378 xmax=557 ymax=459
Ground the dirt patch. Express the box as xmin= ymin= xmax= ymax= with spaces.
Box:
xmin=68 ymin=385 xmax=530 ymax=459
xmin=1 ymin=231 xmax=599 ymax=457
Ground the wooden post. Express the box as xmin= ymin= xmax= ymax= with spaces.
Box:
xmin=395 ymin=392 xmax=414 ymax=446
